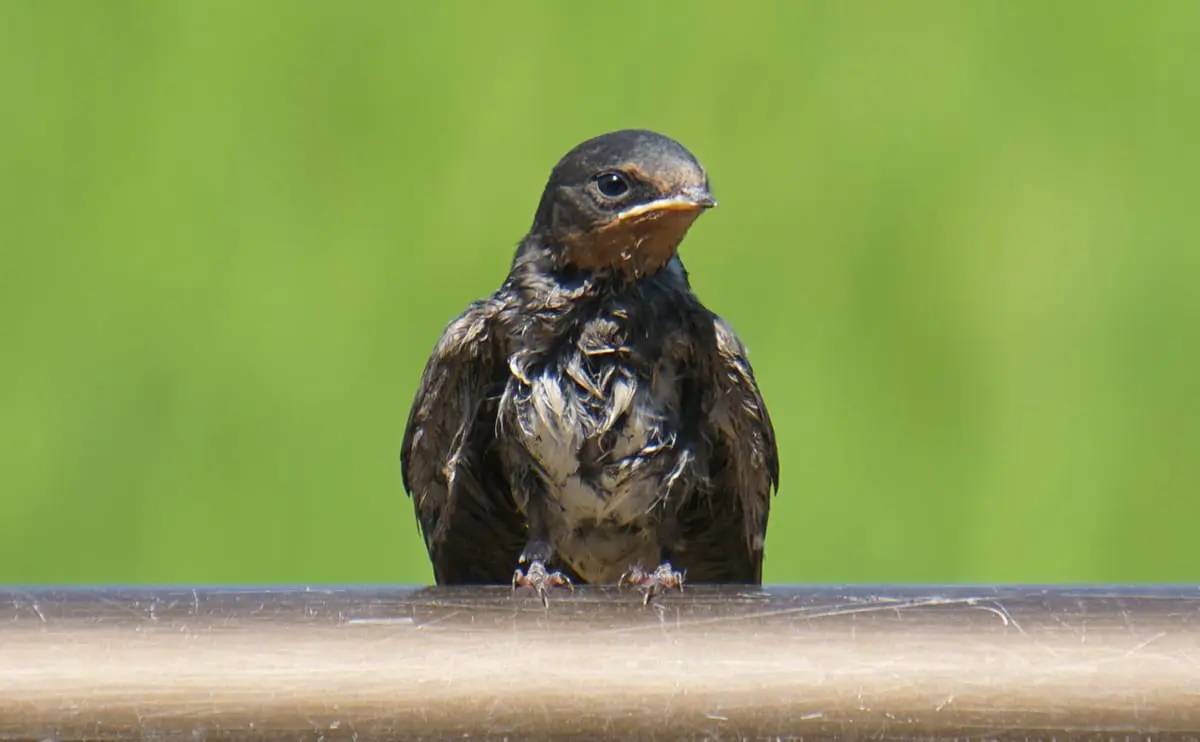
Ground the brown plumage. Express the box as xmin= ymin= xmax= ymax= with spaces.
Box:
xmin=401 ymin=130 xmax=778 ymax=598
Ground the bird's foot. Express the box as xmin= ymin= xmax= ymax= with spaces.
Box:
xmin=512 ymin=560 xmax=573 ymax=608
xmin=618 ymin=562 xmax=685 ymax=605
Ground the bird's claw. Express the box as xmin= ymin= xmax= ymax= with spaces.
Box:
xmin=618 ymin=562 xmax=685 ymax=605
xmin=512 ymin=560 xmax=573 ymax=607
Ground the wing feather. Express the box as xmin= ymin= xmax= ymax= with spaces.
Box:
xmin=400 ymin=298 xmax=525 ymax=584
xmin=712 ymin=315 xmax=779 ymax=550
xmin=674 ymin=314 xmax=779 ymax=583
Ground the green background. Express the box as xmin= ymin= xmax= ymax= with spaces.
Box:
xmin=2 ymin=2 xmax=1196 ymax=585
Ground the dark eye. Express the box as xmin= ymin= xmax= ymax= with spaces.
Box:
xmin=593 ymin=171 xmax=630 ymax=199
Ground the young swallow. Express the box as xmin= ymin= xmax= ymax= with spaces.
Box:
xmin=401 ymin=130 xmax=779 ymax=603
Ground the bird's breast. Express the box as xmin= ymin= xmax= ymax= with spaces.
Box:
xmin=501 ymin=338 xmax=684 ymax=529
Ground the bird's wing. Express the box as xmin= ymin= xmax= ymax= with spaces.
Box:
xmin=714 ymin=314 xmax=779 ymax=537
xmin=677 ymin=315 xmax=779 ymax=583
xmin=400 ymin=298 xmax=525 ymax=584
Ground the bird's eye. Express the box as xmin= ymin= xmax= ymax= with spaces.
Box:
xmin=593 ymin=171 xmax=630 ymax=199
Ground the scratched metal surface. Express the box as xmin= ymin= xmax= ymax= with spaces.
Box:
xmin=1 ymin=585 xmax=1199 ymax=741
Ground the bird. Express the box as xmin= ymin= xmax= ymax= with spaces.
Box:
xmin=400 ymin=129 xmax=779 ymax=604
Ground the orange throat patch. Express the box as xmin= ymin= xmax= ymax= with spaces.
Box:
xmin=561 ymin=207 xmax=703 ymax=278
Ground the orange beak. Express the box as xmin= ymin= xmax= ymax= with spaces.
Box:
xmin=614 ymin=186 xmax=717 ymax=222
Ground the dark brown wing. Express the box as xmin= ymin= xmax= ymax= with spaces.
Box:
xmin=674 ymin=315 xmax=779 ymax=584
xmin=400 ymin=298 xmax=526 ymax=584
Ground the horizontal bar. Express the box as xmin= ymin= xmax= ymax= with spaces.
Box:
xmin=1 ymin=585 xmax=1197 ymax=740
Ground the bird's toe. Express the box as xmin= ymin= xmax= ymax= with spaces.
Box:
xmin=619 ymin=562 xmax=685 ymax=605
xmin=512 ymin=559 xmax=573 ymax=607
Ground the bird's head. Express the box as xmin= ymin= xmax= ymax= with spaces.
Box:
xmin=529 ymin=130 xmax=716 ymax=278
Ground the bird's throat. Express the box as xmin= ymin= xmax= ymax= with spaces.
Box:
xmin=560 ymin=208 xmax=703 ymax=278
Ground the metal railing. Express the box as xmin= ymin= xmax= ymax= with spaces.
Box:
xmin=2 ymin=585 xmax=1197 ymax=740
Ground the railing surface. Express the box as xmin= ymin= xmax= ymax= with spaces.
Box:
xmin=2 ymin=584 xmax=1198 ymax=740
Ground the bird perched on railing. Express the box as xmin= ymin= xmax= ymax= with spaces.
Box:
xmin=401 ymin=130 xmax=778 ymax=604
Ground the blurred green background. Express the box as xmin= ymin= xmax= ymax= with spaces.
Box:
xmin=2 ymin=2 xmax=1197 ymax=585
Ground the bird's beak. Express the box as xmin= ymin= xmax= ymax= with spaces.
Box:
xmin=616 ymin=186 xmax=717 ymax=221
xmin=679 ymin=185 xmax=718 ymax=210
